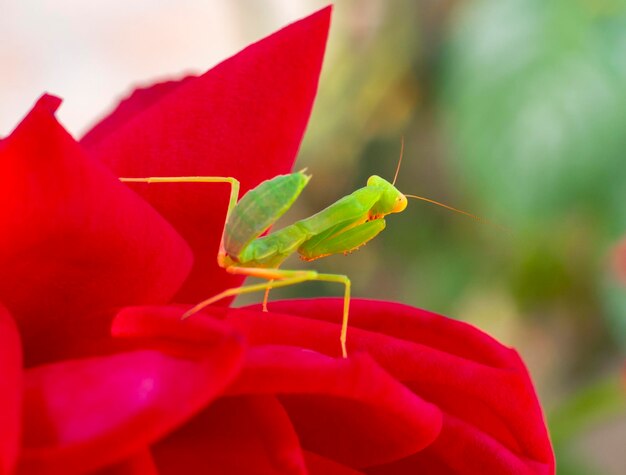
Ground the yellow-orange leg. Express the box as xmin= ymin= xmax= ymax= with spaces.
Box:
xmin=182 ymin=267 xmax=352 ymax=358
xmin=262 ymin=280 xmax=274 ymax=312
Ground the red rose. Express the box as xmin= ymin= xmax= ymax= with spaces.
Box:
xmin=0 ymin=7 xmax=554 ymax=474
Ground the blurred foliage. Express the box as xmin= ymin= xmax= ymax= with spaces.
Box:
xmin=549 ymin=373 xmax=626 ymax=475
xmin=241 ymin=0 xmax=626 ymax=471
xmin=442 ymin=0 xmax=626 ymax=228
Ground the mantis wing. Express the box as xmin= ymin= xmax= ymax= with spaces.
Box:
xmin=224 ymin=171 xmax=310 ymax=258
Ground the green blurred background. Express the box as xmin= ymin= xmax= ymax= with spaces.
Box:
xmin=265 ymin=1 xmax=626 ymax=473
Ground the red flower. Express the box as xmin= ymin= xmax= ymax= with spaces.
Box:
xmin=0 ymin=7 xmax=554 ymax=474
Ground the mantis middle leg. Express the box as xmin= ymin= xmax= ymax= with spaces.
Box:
xmin=182 ymin=267 xmax=352 ymax=358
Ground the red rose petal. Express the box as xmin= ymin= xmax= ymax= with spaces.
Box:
xmin=227 ymin=346 xmax=442 ymax=468
xmin=304 ymin=451 xmax=365 ymax=475
xmin=91 ymin=449 xmax=158 ymax=475
xmin=0 ymin=95 xmax=193 ymax=366
xmin=81 ymin=78 xmax=194 ymax=147
xmin=365 ymin=448 xmax=456 ymax=475
xmin=152 ymin=396 xmax=307 ymax=475
xmin=113 ymin=305 xmax=234 ymax=344
xmin=0 ymin=303 xmax=22 ymax=475
xmin=110 ymin=299 xmax=551 ymax=472
xmin=111 ymin=305 xmax=441 ymax=469
xmin=111 ymin=304 xmax=246 ymax=360
xmin=18 ymin=330 xmax=244 ymax=474
xmin=242 ymin=299 xmax=554 ymax=474
xmin=418 ymin=413 xmax=549 ymax=475
xmin=81 ymin=7 xmax=331 ymax=303
xmin=260 ymin=298 xmax=518 ymax=366
xmin=368 ymin=413 xmax=550 ymax=474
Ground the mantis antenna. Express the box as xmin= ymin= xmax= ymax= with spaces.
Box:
xmin=404 ymin=194 xmax=511 ymax=233
xmin=392 ymin=136 xmax=404 ymax=186
xmin=405 ymin=194 xmax=482 ymax=222
xmin=391 ymin=137 xmax=509 ymax=233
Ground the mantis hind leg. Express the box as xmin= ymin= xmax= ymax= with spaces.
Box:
xmin=262 ymin=281 xmax=273 ymax=312
xmin=182 ymin=267 xmax=352 ymax=358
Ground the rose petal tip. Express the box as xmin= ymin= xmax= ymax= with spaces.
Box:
xmin=35 ymin=94 xmax=63 ymax=114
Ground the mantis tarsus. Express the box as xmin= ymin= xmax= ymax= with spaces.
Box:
xmin=120 ymin=147 xmax=485 ymax=358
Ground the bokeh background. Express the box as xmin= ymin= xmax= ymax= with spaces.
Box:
xmin=2 ymin=1 xmax=625 ymax=473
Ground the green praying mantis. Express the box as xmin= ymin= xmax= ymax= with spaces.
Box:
xmin=120 ymin=144 xmax=485 ymax=357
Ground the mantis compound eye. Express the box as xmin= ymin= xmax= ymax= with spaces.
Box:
xmin=392 ymin=194 xmax=408 ymax=213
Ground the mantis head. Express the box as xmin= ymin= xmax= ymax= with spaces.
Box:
xmin=366 ymin=175 xmax=408 ymax=218
xmin=367 ymin=137 xmax=501 ymax=229
xmin=365 ymin=138 xmax=506 ymax=231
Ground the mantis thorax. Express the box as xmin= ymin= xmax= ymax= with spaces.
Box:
xmin=366 ymin=175 xmax=407 ymax=219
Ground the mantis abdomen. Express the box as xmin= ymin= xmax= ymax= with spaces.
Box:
xmin=224 ymin=171 xmax=310 ymax=257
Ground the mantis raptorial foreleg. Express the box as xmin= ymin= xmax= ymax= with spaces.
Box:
xmin=181 ymin=267 xmax=351 ymax=358
xmin=119 ymin=176 xmax=239 ymax=211
xmin=119 ymin=176 xmax=240 ymax=264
